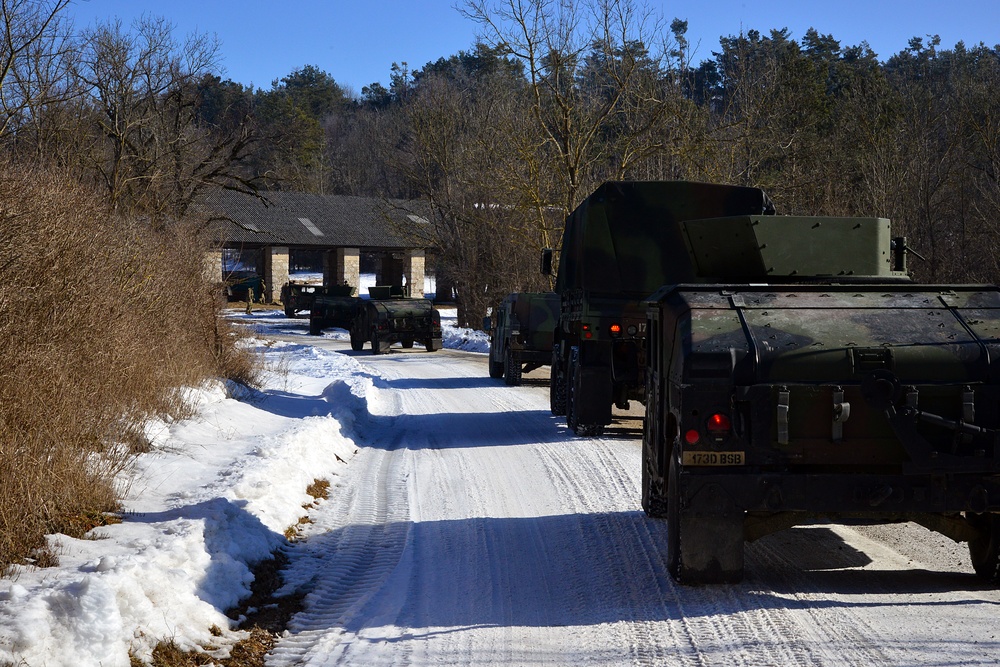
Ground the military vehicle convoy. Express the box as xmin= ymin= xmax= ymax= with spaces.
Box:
xmin=485 ymin=292 xmax=560 ymax=385
xmin=308 ymin=284 xmax=360 ymax=336
xmin=349 ymin=286 xmax=442 ymax=354
xmin=542 ymin=181 xmax=775 ymax=435
xmin=631 ymin=187 xmax=1000 ymax=585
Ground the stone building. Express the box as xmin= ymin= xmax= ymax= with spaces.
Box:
xmin=202 ymin=190 xmax=435 ymax=302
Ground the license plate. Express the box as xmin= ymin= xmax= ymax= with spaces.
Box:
xmin=682 ymin=451 xmax=746 ymax=466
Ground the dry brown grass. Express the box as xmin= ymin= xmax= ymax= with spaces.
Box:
xmin=305 ymin=478 xmax=330 ymax=501
xmin=0 ymin=162 xmax=262 ymax=571
xmin=135 ymin=626 xmax=275 ymax=667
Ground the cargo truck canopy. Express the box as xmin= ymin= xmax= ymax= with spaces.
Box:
xmin=556 ymin=181 xmax=774 ymax=296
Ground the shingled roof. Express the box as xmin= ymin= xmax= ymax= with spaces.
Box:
xmin=201 ymin=190 xmax=434 ymax=250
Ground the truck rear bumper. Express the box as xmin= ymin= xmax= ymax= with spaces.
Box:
xmin=680 ymin=470 xmax=1000 ymax=516
xmin=513 ymin=348 xmax=552 ymax=364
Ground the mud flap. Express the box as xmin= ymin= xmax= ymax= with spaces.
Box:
xmin=674 ymin=478 xmax=746 ymax=584
xmin=677 ymin=512 xmax=745 ymax=584
xmin=577 ymin=365 xmax=613 ymax=426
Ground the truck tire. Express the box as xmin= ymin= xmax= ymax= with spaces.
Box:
xmin=349 ymin=327 xmax=365 ymax=351
xmin=309 ymin=318 xmax=322 ymax=336
xmin=667 ymin=448 xmax=745 ymax=584
xmin=550 ymin=346 xmax=566 ymax=416
xmin=968 ymin=512 xmax=1000 ymax=582
xmin=642 ymin=443 xmax=669 ymax=518
xmin=284 ymin=304 xmax=296 ymax=319
xmin=488 ymin=336 xmax=504 ymax=379
xmin=504 ymin=348 xmax=522 ymax=386
xmin=424 ymin=338 xmax=441 ymax=352
xmin=370 ymin=331 xmax=383 ymax=355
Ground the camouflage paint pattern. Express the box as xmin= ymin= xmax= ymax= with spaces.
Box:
xmin=309 ymin=284 xmax=360 ymax=334
xmin=351 ymin=297 xmax=442 ymax=353
xmin=281 ymin=281 xmax=320 ymax=318
xmin=651 ymin=283 xmax=1000 ymax=459
xmin=488 ymin=292 xmax=560 ymax=383
xmin=551 ymin=181 xmax=775 ymax=432
xmin=644 ymin=281 xmax=1000 ymax=584
xmin=505 ymin=292 xmax=560 ymax=353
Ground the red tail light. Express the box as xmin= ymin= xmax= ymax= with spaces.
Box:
xmin=707 ymin=413 xmax=731 ymax=433
xmin=610 ymin=323 xmax=622 ymax=335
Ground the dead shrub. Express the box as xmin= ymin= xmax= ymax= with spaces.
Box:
xmin=0 ymin=161 xmax=262 ymax=570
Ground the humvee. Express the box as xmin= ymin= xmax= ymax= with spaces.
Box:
xmin=281 ymin=281 xmax=320 ymax=318
xmin=349 ymin=286 xmax=442 ymax=354
xmin=308 ymin=284 xmax=360 ymax=336
xmin=484 ymin=292 xmax=559 ymax=386
xmin=640 ymin=202 xmax=1000 ymax=585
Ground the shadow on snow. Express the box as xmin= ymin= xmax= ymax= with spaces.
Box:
xmin=284 ymin=511 xmax=1000 ymax=637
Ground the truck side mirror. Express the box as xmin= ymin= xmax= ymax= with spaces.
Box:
xmin=482 ymin=316 xmax=492 ymax=332
xmin=540 ymin=248 xmax=553 ymax=276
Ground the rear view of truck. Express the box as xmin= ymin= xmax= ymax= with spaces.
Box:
xmin=643 ymin=213 xmax=1000 ymax=584
xmin=544 ymin=181 xmax=775 ymax=435
xmin=349 ymin=288 xmax=442 ymax=354
xmin=486 ymin=292 xmax=559 ymax=385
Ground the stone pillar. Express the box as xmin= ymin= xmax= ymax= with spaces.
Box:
xmin=332 ymin=247 xmax=360 ymax=296
xmin=404 ymin=249 xmax=425 ymax=297
xmin=203 ymin=250 xmax=224 ymax=284
xmin=263 ymin=246 xmax=289 ymax=304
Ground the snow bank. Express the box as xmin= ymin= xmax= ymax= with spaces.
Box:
xmin=0 ymin=341 xmax=368 ymax=667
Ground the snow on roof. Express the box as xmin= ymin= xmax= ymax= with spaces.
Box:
xmin=201 ymin=190 xmax=435 ymax=250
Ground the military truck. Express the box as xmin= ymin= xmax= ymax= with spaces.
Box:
xmin=308 ymin=284 xmax=360 ymax=336
xmin=281 ymin=281 xmax=319 ymax=318
xmin=542 ymin=181 xmax=775 ymax=436
xmin=349 ymin=286 xmax=442 ymax=354
xmin=642 ymin=209 xmax=1000 ymax=585
xmin=484 ymin=292 xmax=560 ymax=385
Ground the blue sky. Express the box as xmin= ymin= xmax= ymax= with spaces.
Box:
xmin=66 ymin=0 xmax=1000 ymax=95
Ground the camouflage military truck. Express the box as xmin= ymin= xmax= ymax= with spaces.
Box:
xmin=308 ymin=284 xmax=360 ymax=336
xmin=642 ymin=210 xmax=1000 ymax=585
xmin=281 ymin=281 xmax=319 ymax=318
xmin=485 ymin=292 xmax=560 ymax=386
xmin=542 ymin=181 xmax=775 ymax=436
xmin=349 ymin=286 xmax=442 ymax=354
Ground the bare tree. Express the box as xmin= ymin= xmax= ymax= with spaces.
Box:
xmin=0 ymin=0 xmax=73 ymax=143
xmin=462 ymin=0 xmax=672 ymax=220
xmin=394 ymin=69 xmax=545 ymax=325
xmin=73 ymin=16 xmax=258 ymax=220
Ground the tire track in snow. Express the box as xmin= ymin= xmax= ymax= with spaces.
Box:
xmin=267 ymin=432 xmax=414 ymax=665
xmin=268 ymin=344 xmax=898 ymax=665
xmin=530 ymin=428 xmax=886 ymax=667
xmin=261 ymin=335 xmax=1000 ymax=666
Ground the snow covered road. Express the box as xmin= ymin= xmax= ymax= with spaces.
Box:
xmin=265 ymin=331 xmax=1000 ymax=666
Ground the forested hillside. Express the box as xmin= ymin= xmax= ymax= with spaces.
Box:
xmin=5 ymin=1 xmax=998 ymax=326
